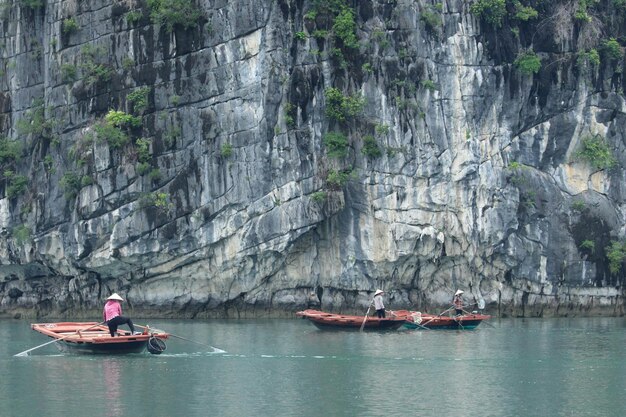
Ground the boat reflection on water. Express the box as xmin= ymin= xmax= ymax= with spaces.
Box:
xmin=102 ymin=358 xmax=123 ymax=417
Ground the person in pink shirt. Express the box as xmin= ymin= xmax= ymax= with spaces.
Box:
xmin=103 ymin=293 xmax=138 ymax=336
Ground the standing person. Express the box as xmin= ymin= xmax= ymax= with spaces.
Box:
xmin=453 ymin=289 xmax=464 ymax=316
xmin=373 ymin=289 xmax=386 ymax=318
xmin=103 ymin=293 xmax=138 ymax=336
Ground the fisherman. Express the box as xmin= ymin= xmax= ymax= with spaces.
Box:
xmin=453 ymin=289 xmax=464 ymax=316
xmin=373 ymin=289 xmax=386 ymax=318
xmin=103 ymin=293 xmax=138 ymax=336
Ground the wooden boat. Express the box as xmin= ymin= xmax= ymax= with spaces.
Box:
xmin=31 ymin=322 xmax=169 ymax=354
xmin=392 ymin=310 xmax=491 ymax=330
xmin=296 ymin=309 xmax=405 ymax=331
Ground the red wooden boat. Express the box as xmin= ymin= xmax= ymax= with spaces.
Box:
xmin=392 ymin=310 xmax=491 ymax=330
xmin=31 ymin=322 xmax=169 ymax=354
xmin=296 ymin=309 xmax=405 ymax=331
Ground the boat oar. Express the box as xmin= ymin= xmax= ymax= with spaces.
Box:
xmin=409 ymin=317 xmax=431 ymax=331
xmin=135 ymin=324 xmax=224 ymax=353
xmin=359 ymin=302 xmax=373 ymax=332
xmin=454 ymin=315 xmax=465 ymax=330
xmin=419 ymin=306 xmax=454 ymax=328
xmin=391 ymin=310 xmax=431 ymax=330
xmin=408 ymin=319 xmax=431 ymax=331
xmin=14 ymin=322 xmax=105 ymax=357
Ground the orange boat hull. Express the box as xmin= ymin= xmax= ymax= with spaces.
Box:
xmin=296 ymin=309 xmax=405 ymax=331
xmin=31 ymin=322 xmax=169 ymax=354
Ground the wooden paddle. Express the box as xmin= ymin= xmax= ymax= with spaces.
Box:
xmin=406 ymin=313 xmax=432 ymax=331
xmin=419 ymin=305 xmax=455 ymax=328
xmin=359 ymin=302 xmax=373 ymax=332
xmin=135 ymin=324 xmax=224 ymax=352
xmin=14 ymin=322 xmax=106 ymax=357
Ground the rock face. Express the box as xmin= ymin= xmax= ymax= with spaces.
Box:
xmin=0 ymin=0 xmax=625 ymax=318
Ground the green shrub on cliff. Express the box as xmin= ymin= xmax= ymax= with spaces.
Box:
xmin=105 ymin=110 xmax=141 ymax=129
xmin=5 ymin=171 xmax=28 ymax=199
xmin=513 ymin=1 xmax=538 ymax=21
xmin=127 ymin=87 xmax=151 ymax=114
xmin=575 ymin=134 xmax=616 ymax=170
xmin=62 ymin=18 xmax=79 ymax=34
xmin=93 ymin=111 xmax=141 ymax=150
xmin=420 ymin=7 xmax=442 ymax=33
xmin=147 ymin=0 xmax=202 ymax=32
xmin=61 ymin=64 xmax=77 ymax=83
xmin=284 ymin=103 xmax=296 ymax=128
xmin=139 ymin=192 xmax=169 ymax=209
xmin=574 ymin=0 xmax=592 ymax=22
xmin=326 ymin=169 xmax=352 ymax=189
xmin=579 ymin=240 xmax=595 ymax=254
xmin=324 ymin=87 xmax=364 ymax=122
xmin=514 ymin=50 xmax=541 ymax=75
xmin=605 ymin=241 xmax=626 ymax=274
xmin=136 ymin=138 xmax=152 ymax=163
xmin=577 ymin=49 xmax=600 ymax=68
xmin=12 ymin=225 xmax=31 ymax=244
xmin=361 ymin=135 xmax=382 ymax=158
xmin=307 ymin=0 xmax=359 ymax=55
xmin=571 ymin=200 xmax=586 ymax=212
xmin=59 ymin=171 xmax=93 ymax=199
xmin=421 ymin=79 xmax=438 ymax=91
xmin=220 ymin=143 xmax=233 ymax=158
xmin=324 ymin=131 xmax=349 ymax=158
xmin=311 ymin=191 xmax=327 ymax=202
xmin=80 ymin=45 xmax=112 ymax=87
xmin=135 ymin=137 xmax=154 ymax=176
xmin=95 ymin=122 xmax=129 ymax=149
xmin=0 ymin=137 xmax=22 ymax=165
xmin=126 ymin=10 xmax=143 ymax=25
xmin=602 ymin=38 xmax=623 ymax=61
xmin=16 ymin=99 xmax=56 ymax=140
xmin=333 ymin=7 xmax=358 ymax=49
xmin=60 ymin=172 xmax=82 ymax=199
xmin=470 ymin=0 xmax=507 ymax=27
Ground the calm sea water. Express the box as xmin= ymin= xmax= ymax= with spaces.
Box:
xmin=1 ymin=316 xmax=625 ymax=417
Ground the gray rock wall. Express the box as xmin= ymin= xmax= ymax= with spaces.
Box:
xmin=0 ymin=0 xmax=625 ymax=318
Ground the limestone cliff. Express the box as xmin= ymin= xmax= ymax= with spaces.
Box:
xmin=0 ymin=0 xmax=625 ymax=318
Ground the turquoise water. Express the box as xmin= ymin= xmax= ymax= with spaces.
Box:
xmin=1 ymin=317 xmax=625 ymax=417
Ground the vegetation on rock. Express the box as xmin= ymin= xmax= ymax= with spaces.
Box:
xmin=361 ymin=135 xmax=382 ymax=158
xmin=324 ymin=87 xmax=364 ymax=122
xmin=147 ymin=0 xmax=203 ymax=32
xmin=127 ymin=87 xmax=151 ymax=114
xmin=326 ymin=168 xmax=352 ymax=189
xmin=62 ymin=18 xmax=79 ymax=34
xmin=605 ymin=241 xmax=626 ymax=275
xmin=575 ymin=134 xmax=617 ymax=170
xmin=324 ymin=132 xmax=349 ymax=158
xmin=514 ymin=50 xmax=541 ymax=75
xmin=470 ymin=0 xmax=507 ymax=27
